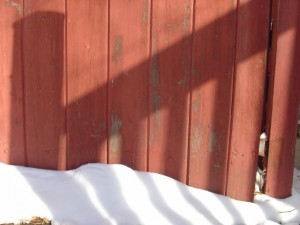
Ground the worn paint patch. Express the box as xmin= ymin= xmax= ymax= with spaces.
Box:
xmin=5 ymin=0 xmax=21 ymax=15
xmin=149 ymin=92 xmax=161 ymax=145
xmin=164 ymin=22 xmax=178 ymax=31
xmin=112 ymin=36 xmax=123 ymax=65
xmin=151 ymin=92 xmax=161 ymax=114
xmin=151 ymin=36 xmax=159 ymax=88
xmin=213 ymin=164 xmax=221 ymax=169
xmin=191 ymin=66 xmax=200 ymax=82
xmin=142 ymin=0 xmax=148 ymax=25
xmin=182 ymin=1 xmax=191 ymax=30
xmin=151 ymin=55 xmax=159 ymax=88
xmin=110 ymin=114 xmax=122 ymax=153
xmin=177 ymin=73 xmax=188 ymax=86
xmin=150 ymin=35 xmax=161 ymax=145
xmin=192 ymin=98 xmax=201 ymax=114
xmin=208 ymin=130 xmax=218 ymax=152
xmin=164 ymin=2 xmax=191 ymax=32
xmin=190 ymin=124 xmax=202 ymax=159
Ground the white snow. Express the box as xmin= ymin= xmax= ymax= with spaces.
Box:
xmin=0 ymin=163 xmax=299 ymax=225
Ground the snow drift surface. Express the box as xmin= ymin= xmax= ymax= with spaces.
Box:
xmin=0 ymin=163 xmax=299 ymax=225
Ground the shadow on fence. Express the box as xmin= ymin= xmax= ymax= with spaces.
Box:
xmin=3 ymin=0 xmax=299 ymax=202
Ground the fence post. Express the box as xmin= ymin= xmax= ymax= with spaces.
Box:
xmin=226 ymin=0 xmax=271 ymax=202
xmin=264 ymin=0 xmax=300 ymax=198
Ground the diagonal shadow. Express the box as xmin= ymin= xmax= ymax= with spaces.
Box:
xmin=2 ymin=0 xmax=297 ymax=209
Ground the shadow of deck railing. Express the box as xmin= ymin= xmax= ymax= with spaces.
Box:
xmin=2 ymin=0 xmax=299 ymax=201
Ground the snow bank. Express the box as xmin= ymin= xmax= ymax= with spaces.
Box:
xmin=0 ymin=163 xmax=299 ymax=225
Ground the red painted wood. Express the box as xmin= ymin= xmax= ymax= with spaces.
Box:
xmin=149 ymin=0 xmax=193 ymax=183
xmin=23 ymin=1 xmax=66 ymax=169
xmin=188 ymin=0 xmax=236 ymax=194
xmin=226 ymin=0 xmax=271 ymax=201
xmin=108 ymin=0 xmax=150 ymax=171
xmin=66 ymin=0 xmax=108 ymax=169
xmin=265 ymin=0 xmax=300 ymax=198
xmin=0 ymin=0 xmax=25 ymax=165
xmin=3 ymin=0 xmax=297 ymax=202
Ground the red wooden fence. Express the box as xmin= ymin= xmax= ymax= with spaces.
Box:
xmin=264 ymin=0 xmax=300 ymax=198
xmin=0 ymin=0 xmax=299 ymax=201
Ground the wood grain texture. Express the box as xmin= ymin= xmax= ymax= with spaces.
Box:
xmin=23 ymin=0 xmax=66 ymax=169
xmin=0 ymin=0 xmax=25 ymax=165
xmin=265 ymin=0 xmax=300 ymax=198
xmin=66 ymin=0 xmax=108 ymax=169
xmin=149 ymin=0 xmax=193 ymax=183
xmin=226 ymin=0 xmax=271 ymax=201
xmin=108 ymin=0 xmax=150 ymax=170
xmin=188 ymin=0 xmax=236 ymax=194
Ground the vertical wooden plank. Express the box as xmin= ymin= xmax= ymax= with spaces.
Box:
xmin=23 ymin=1 xmax=66 ymax=169
xmin=265 ymin=0 xmax=300 ymax=198
xmin=66 ymin=0 xmax=108 ymax=169
xmin=108 ymin=0 xmax=150 ymax=171
xmin=226 ymin=0 xmax=271 ymax=201
xmin=188 ymin=0 xmax=236 ymax=194
xmin=0 ymin=0 xmax=25 ymax=165
xmin=149 ymin=0 xmax=193 ymax=183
